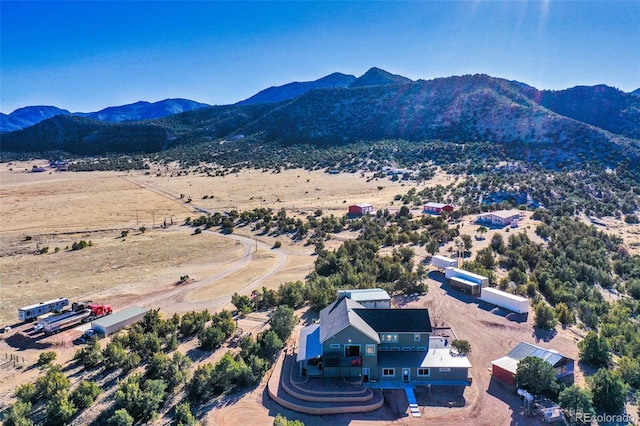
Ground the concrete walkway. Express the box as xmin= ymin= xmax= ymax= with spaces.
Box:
xmin=404 ymin=387 xmax=421 ymax=418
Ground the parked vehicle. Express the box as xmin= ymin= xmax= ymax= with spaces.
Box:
xmin=432 ymin=255 xmax=457 ymax=270
xmin=480 ymin=287 xmax=529 ymax=314
xmin=74 ymin=329 xmax=96 ymax=344
xmin=19 ymin=297 xmax=69 ymax=322
xmin=43 ymin=302 xmax=111 ymax=335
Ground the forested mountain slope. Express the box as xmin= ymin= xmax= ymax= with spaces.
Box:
xmin=3 ymin=73 xmax=639 ymax=171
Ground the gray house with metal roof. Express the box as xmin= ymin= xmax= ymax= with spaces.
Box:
xmin=297 ymin=296 xmax=471 ymax=387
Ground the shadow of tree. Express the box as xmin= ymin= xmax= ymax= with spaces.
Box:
xmin=532 ymin=326 xmax=557 ymax=343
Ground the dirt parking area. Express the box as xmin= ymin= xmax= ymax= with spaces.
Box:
xmin=397 ymin=273 xmax=582 ymax=425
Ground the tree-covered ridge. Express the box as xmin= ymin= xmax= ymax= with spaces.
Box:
xmin=3 ymin=74 xmax=639 ymax=171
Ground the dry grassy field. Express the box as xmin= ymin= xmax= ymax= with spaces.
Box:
xmin=0 ymin=161 xmax=454 ymax=326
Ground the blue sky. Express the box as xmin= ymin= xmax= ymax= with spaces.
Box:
xmin=1 ymin=1 xmax=639 ymax=114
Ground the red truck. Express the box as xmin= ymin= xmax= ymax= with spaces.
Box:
xmin=43 ymin=302 xmax=112 ymax=335
xmin=87 ymin=303 xmax=112 ymax=317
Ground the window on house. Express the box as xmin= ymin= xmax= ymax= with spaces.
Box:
xmin=417 ymin=368 xmax=430 ymax=377
xmin=366 ymin=344 xmax=376 ymax=356
xmin=380 ymin=333 xmax=398 ymax=343
xmin=382 ymin=368 xmax=395 ymax=377
xmin=330 ymin=344 xmax=340 ymax=349
xmin=379 ymin=346 xmax=388 ymax=351
xmin=439 ymin=368 xmax=451 ymax=372
xmin=390 ymin=347 xmax=400 ymax=352
xmin=344 ymin=345 xmax=360 ymax=357
xmin=414 ymin=333 xmax=421 ymax=341
xmin=402 ymin=347 xmax=412 ymax=351
xmin=416 ymin=346 xmax=427 ymax=351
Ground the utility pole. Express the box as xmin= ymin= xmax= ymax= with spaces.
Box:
xmin=136 ymin=210 xmax=139 ymax=227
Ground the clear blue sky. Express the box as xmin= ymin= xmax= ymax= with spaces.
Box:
xmin=1 ymin=1 xmax=639 ymax=114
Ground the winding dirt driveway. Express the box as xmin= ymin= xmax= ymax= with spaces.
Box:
xmin=98 ymin=176 xmax=291 ymax=314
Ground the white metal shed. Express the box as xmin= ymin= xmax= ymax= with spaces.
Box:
xmin=91 ymin=306 xmax=148 ymax=337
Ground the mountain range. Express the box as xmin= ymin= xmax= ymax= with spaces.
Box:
xmin=0 ymin=68 xmax=411 ymax=133
xmin=0 ymin=99 xmax=209 ymax=133
xmin=2 ymin=68 xmax=639 ymax=170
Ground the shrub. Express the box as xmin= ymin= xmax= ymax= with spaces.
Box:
xmin=588 ymin=368 xmax=628 ymax=413
xmin=624 ymin=214 xmax=639 ymax=224
xmin=14 ymin=383 xmax=37 ymax=403
xmin=516 ymin=356 xmax=558 ymax=395
xmin=578 ymin=331 xmax=611 ymax=367
xmin=74 ymin=336 xmax=104 ymax=368
xmin=3 ymin=401 xmax=33 ymax=426
xmin=108 ymin=408 xmax=134 ymax=426
xmin=269 ymin=305 xmax=298 ymax=341
xmin=273 ymin=240 xmax=282 ymax=249
xmin=45 ymin=390 xmax=77 ymax=425
xmin=38 ymin=351 xmax=57 ymax=366
xmin=70 ymin=380 xmax=101 ymax=410
xmin=71 ymin=240 xmax=89 ymax=251
xmin=198 ymin=326 xmax=225 ymax=351
xmin=36 ymin=366 xmax=70 ymax=399
xmin=451 ymin=339 xmax=471 ymax=355
xmin=534 ymin=303 xmax=557 ymax=330
xmin=174 ymin=401 xmax=200 ymax=426
xmin=114 ymin=374 xmax=166 ymax=421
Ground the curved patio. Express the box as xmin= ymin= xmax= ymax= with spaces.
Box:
xmin=267 ymin=346 xmax=384 ymax=415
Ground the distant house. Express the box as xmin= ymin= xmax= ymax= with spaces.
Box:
xmin=48 ymin=160 xmax=69 ymax=171
xmin=337 ymin=288 xmax=391 ymax=309
xmin=31 ymin=165 xmax=47 ymax=173
xmin=382 ymin=167 xmax=416 ymax=177
xmin=423 ymin=202 xmax=454 ymax=215
xmin=476 ymin=210 xmax=522 ymax=227
xmin=296 ymin=296 xmax=471 ymax=387
xmin=348 ymin=203 xmax=373 ymax=217
xmin=491 ymin=342 xmax=574 ymax=386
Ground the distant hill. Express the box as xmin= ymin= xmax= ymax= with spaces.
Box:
xmin=522 ymin=85 xmax=640 ymax=139
xmin=78 ymin=98 xmax=210 ymax=122
xmin=1 ymin=115 xmax=169 ymax=155
xmin=348 ymin=67 xmax=412 ymax=88
xmin=0 ymin=106 xmax=71 ymax=133
xmin=238 ymin=72 xmax=356 ymax=105
xmin=238 ymin=67 xmax=412 ymax=106
xmin=3 ymin=71 xmax=639 ymax=171
xmin=632 ymin=88 xmax=640 ymax=96
xmin=0 ymin=99 xmax=210 ymax=133
xmin=230 ymin=74 xmax=639 ymax=165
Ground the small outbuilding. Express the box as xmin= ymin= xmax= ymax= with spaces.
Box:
xmin=337 ymin=288 xmax=391 ymax=309
xmin=348 ymin=203 xmax=373 ymax=217
xmin=423 ymin=202 xmax=454 ymax=215
xmin=491 ymin=342 xmax=574 ymax=386
xmin=91 ymin=306 xmax=149 ymax=337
